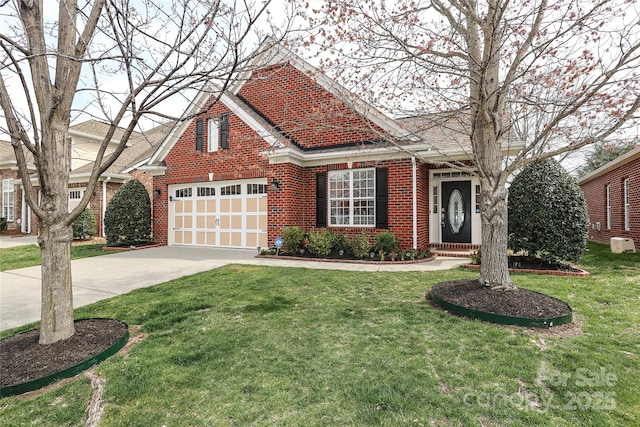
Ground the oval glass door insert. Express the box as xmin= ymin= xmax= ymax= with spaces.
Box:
xmin=448 ymin=189 xmax=465 ymax=234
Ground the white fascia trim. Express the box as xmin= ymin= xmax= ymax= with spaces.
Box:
xmin=220 ymin=92 xmax=285 ymax=148
xmin=68 ymin=172 xmax=130 ymax=185
xmin=69 ymin=129 xmax=124 ymax=146
xmin=267 ymin=145 xmax=411 ymax=168
xmin=138 ymin=164 xmax=167 ymax=176
xmin=122 ymin=157 xmax=151 ymax=174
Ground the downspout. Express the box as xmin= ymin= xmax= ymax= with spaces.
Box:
xmin=102 ymin=177 xmax=110 ymax=237
xmin=412 ymin=157 xmax=417 ymax=250
xmin=21 ymin=187 xmax=29 ymax=234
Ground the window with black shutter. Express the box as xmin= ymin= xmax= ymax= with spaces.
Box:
xmin=195 ymin=118 xmax=204 ymax=152
xmin=220 ymin=113 xmax=229 ymax=150
xmin=316 ymin=172 xmax=327 ymax=227
xmin=375 ymin=168 xmax=388 ymax=229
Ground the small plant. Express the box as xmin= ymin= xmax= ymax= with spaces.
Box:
xmin=0 ymin=217 xmax=7 ymax=232
xmin=281 ymin=226 xmax=306 ymax=254
xmin=379 ymin=250 xmax=385 ymax=261
xmin=72 ymin=208 xmax=96 ymax=240
xmin=350 ymin=230 xmax=371 ymax=258
xmin=307 ymin=229 xmax=335 ymax=257
xmin=471 ymin=249 xmax=481 ymax=265
xmin=390 ymin=250 xmax=397 ymax=261
xmin=332 ymin=233 xmax=350 ymax=255
xmin=400 ymin=251 xmax=405 ymax=261
xmin=260 ymin=248 xmax=277 ymax=256
xmin=374 ymin=230 xmax=399 ymax=254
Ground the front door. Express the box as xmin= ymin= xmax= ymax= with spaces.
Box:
xmin=441 ymin=181 xmax=471 ymax=243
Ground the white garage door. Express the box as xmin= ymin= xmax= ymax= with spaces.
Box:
xmin=169 ymin=179 xmax=268 ymax=249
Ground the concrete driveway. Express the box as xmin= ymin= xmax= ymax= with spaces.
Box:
xmin=1 ymin=244 xmax=468 ymax=332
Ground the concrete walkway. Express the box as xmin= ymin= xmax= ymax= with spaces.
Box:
xmin=0 ymin=243 xmax=468 ymax=332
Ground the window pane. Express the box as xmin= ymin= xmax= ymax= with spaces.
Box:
xmin=328 ymin=168 xmax=375 ymax=226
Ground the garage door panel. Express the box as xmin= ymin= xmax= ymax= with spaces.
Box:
xmin=231 ymin=232 xmax=242 ymax=247
xmin=196 ymin=232 xmax=206 ymax=245
xmin=169 ymin=180 xmax=266 ymax=249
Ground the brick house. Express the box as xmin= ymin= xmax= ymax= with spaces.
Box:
xmin=145 ymin=39 xmax=521 ymax=252
xmin=0 ymin=120 xmax=170 ymax=237
xmin=579 ymin=146 xmax=639 ymax=251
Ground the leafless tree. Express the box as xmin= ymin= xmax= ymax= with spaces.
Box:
xmin=0 ymin=0 xmax=288 ymax=344
xmin=309 ymin=0 xmax=640 ymax=289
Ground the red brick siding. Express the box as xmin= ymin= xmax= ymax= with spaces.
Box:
xmin=238 ymin=63 xmax=385 ymax=150
xmin=152 ymin=100 xmax=272 ymax=244
xmin=163 ymin=103 xmax=270 ymax=186
xmin=154 ymin=63 xmax=433 ymax=249
xmin=153 ymin=175 xmax=169 ymax=245
xmin=267 ymin=159 xmax=430 ymax=251
xmin=580 ymin=158 xmax=640 ymax=250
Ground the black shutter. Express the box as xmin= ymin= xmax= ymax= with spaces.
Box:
xmin=195 ymin=118 xmax=204 ymax=152
xmin=220 ymin=114 xmax=229 ymax=150
xmin=375 ymin=168 xmax=388 ymax=229
xmin=316 ymin=172 xmax=327 ymax=227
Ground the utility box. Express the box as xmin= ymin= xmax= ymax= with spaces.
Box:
xmin=610 ymin=237 xmax=636 ymax=253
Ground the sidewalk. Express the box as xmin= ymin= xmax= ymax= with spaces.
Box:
xmin=1 ymin=245 xmax=468 ymax=332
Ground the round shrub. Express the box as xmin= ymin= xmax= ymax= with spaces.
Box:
xmin=508 ymin=158 xmax=589 ymax=264
xmin=374 ymin=230 xmax=399 ymax=254
xmin=307 ymin=229 xmax=335 ymax=257
xmin=104 ymin=180 xmax=152 ymax=247
xmin=72 ymin=208 xmax=96 ymax=239
xmin=281 ymin=226 xmax=306 ymax=254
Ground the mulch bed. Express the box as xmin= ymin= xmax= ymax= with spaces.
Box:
xmin=430 ymin=279 xmax=572 ymax=319
xmin=508 ymin=256 xmax=583 ymax=273
xmin=0 ymin=319 xmax=128 ymax=389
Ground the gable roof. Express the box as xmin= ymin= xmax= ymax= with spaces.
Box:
xmin=71 ymin=121 xmax=173 ymax=180
xmin=147 ymin=88 xmax=289 ymax=166
xmin=147 ymin=38 xmax=414 ymax=167
xmin=1 ymin=120 xmax=171 ymax=184
xmin=578 ymin=145 xmax=640 ymax=185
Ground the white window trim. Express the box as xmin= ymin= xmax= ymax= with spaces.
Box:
xmin=208 ymin=118 xmax=219 ymax=152
xmin=2 ymin=178 xmax=14 ymax=221
xmin=605 ymin=184 xmax=611 ymax=230
xmin=328 ymin=168 xmax=375 ymax=227
xmin=624 ymin=178 xmax=630 ymax=231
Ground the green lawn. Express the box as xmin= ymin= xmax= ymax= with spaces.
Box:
xmin=0 ymin=244 xmax=108 ymax=271
xmin=1 ymin=242 xmax=638 ymax=426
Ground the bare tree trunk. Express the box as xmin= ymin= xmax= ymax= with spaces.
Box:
xmin=38 ymin=222 xmax=74 ymax=344
xmin=479 ymin=178 xmax=513 ymax=289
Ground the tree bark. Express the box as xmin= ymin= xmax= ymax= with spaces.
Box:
xmin=38 ymin=222 xmax=74 ymax=344
xmin=479 ymin=179 xmax=513 ymax=289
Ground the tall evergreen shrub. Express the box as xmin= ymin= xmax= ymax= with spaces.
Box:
xmin=104 ymin=180 xmax=152 ymax=247
xmin=72 ymin=208 xmax=96 ymax=239
xmin=508 ymin=158 xmax=589 ymax=264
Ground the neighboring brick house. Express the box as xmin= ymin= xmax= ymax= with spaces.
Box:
xmin=145 ymin=39 xmax=520 ymax=251
xmin=579 ymin=146 xmax=640 ymax=251
xmin=0 ymin=120 xmax=170 ymax=237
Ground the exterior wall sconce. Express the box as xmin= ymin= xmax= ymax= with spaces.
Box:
xmin=153 ymin=188 xmax=161 ymax=196
xmin=271 ymin=178 xmax=280 ymax=191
